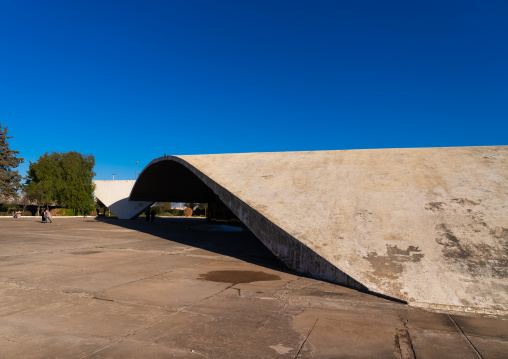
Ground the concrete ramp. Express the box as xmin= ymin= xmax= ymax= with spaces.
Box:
xmin=130 ymin=147 xmax=508 ymax=314
xmin=93 ymin=180 xmax=153 ymax=219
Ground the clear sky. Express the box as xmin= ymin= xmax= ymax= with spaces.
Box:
xmin=1 ymin=0 xmax=507 ymax=180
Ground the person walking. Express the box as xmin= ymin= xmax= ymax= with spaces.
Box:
xmin=41 ymin=207 xmax=46 ymax=223
xmin=44 ymin=208 xmax=52 ymax=223
xmin=150 ymin=209 xmax=155 ymax=223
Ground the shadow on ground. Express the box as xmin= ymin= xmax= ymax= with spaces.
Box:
xmin=94 ymin=217 xmax=291 ymax=273
xmin=94 ymin=217 xmax=408 ymax=304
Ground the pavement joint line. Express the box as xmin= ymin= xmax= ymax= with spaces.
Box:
xmin=80 ymin=311 xmax=181 ymax=359
xmin=82 ymin=278 xmax=245 ymax=358
xmin=3 ymin=280 xmax=96 ymax=299
xmin=294 ymin=318 xmax=319 ymax=358
xmin=93 ymin=258 xmax=217 ymax=296
xmin=255 ymin=294 xmax=291 ymax=333
xmin=402 ymin=319 xmax=416 ymax=359
xmin=448 ymin=314 xmax=484 ymax=359
xmin=4 ymin=281 xmax=189 ymax=313
xmin=178 ymin=308 xmax=216 ymax=319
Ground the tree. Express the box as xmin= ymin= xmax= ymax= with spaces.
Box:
xmin=0 ymin=123 xmax=24 ymax=201
xmin=25 ymin=151 xmax=96 ymax=215
xmin=185 ymin=202 xmax=197 ymax=209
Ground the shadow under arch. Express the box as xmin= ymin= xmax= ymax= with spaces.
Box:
xmin=129 ymin=156 xmax=403 ymax=302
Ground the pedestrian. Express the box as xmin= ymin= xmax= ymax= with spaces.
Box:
xmin=45 ymin=208 xmax=52 ymax=223
xmin=150 ymin=209 xmax=155 ymax=222
xmin=145 ymin=208 xmax=150 ymax=222
xmin=41 ymin=207 xmax=46 ymax=223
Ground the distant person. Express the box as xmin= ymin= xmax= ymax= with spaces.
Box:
xmin=150 ymin=209 xmax=155 ymax=222
xmin=13 ymin=211 xmax=17 ymax=218
xmin=44 ymin=208 xmax=52 ymax=223
xmin=41 ymin=207 xmax=46 ymax=223
xmin=145 ymin=208 xmax=150 ymax=222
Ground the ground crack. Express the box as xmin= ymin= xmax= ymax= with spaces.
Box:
xmin=448 ymin=315 xmax=483 ymax=359
xmin=294 ymin=318 xmax=318 ymax=358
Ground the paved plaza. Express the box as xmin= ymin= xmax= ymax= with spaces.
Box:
xmin=0 ymin=217 xmax=507 ymax=358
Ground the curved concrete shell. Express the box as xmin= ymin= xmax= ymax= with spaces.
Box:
xmin=93 ymin=180 xmax=153 ymax=219
xmin=130 ymin=146 xmax=508 ymax=314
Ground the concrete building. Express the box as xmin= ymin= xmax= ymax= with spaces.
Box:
xmin=97 ymin=146 xmax=508 ymax=314
xmin=93 ymin=180 xmax=152 ymax=220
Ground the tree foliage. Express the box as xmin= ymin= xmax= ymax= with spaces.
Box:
xmin=25 ymin=151 xmax=96 ymax=215
xmin=0 ymin=123 xmax=24 ymax=200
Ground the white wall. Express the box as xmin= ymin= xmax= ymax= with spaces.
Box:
xmin=93 ymin=180 xmax=152 ymax=219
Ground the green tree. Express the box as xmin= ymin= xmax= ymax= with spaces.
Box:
xmin=0 ymin=123 xmax=24 ymax=201
xmin=25 ymin=151 xmax=96 ymax=215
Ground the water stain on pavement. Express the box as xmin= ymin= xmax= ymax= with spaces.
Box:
xmin=199 ymin=270 xmax=280 ymax=284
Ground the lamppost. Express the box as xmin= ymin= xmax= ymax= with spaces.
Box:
xmin=112 ymin=173 xmax=116 ymax=180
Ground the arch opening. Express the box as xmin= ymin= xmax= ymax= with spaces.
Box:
xmin=130 ymin=159 xmax=240 ymax=223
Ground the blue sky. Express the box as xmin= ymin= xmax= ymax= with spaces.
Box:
xmin=1 ymin=0 xmax=507 ymax=180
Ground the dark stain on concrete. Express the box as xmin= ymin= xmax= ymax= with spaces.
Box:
xmin=451 ymin=198 xmax=480 ymax=206
xmin=199 ymin=270 xmax=280 ymax=284
xmin=425 ymin=202 xmax=445 ymax=211
xmin=435 ymin=224 xmax=508 ymax=279
xmin=435 ymin=223 xmax=475 ymax=261
xmin=491 ymin=227 xmax=508 ymax=240
xmin=365 ymin=245 xmax=424 ymax=280
xmin=71 ymin=250 xmax=101 ymax=255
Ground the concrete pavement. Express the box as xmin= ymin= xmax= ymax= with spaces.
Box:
xmin=0 ymin=217 xmax=506 ymax=358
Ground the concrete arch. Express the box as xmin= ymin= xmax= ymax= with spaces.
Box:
xmin=130 ymin=155 xmax=368 ymax=292
xmin=129 ymin=147 xmax=508 ymax=314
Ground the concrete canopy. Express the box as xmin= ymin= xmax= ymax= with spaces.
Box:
xmin=130 ymin=146 xmax=508 ymax=314
xmin=93 ymin=180 xmax=153 ymax=219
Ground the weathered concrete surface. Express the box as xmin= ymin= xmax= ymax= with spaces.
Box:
xmin=132 ymin=146 xmax=508 ymax=314
xmin=1 ymin=218 xmax=507 ymax=358
xmin=93 ymin=180 xmax=152 ymax=219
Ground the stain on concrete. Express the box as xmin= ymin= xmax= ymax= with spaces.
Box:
xmin=451 ymin=198 xmax=480 ymax=206
xmin=491 ymin=227 xmax=508 ymax=240
xmin=365 ymin=245 xmax=424 ymax=280
xmin=199 ymin=270 xmax=280 ymax=284
xmin=384 ymin=233 xmax=403 ymax=241
xmin=425 ymin=202 xmax=445 ymax=211
xmin=71 ymin=250 xmax=101 ymax=255
xmin=269 ymin=344 xmax=293 ymax=354
xmin=435 ymin=224 xmax=508 ymax=279
xmin=425 ymin=202 xmax=445 ymax=212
